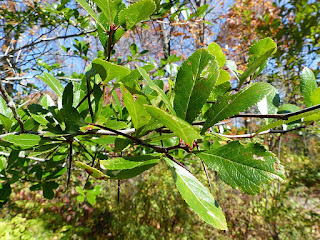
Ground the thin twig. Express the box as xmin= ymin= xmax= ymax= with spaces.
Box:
xmin=218 ymin=126 xmax=306 ymax=139
xmin=0 ymin=29 xmax=97 ymax=63
xmin=67 ymin=140 xmax=73 ymax=187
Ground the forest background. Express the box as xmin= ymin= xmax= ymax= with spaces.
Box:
xmin=0 ymin=0 xmax=319 ymax=239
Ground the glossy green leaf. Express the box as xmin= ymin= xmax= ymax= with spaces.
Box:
xmin=3 ymin=134 xmax=41 ymax=148
xmin=89 ymin=136 xmax=116 ymax=145
xmin=300 ymin=67 xmax=317 ymax=107
xmin=304 ymin=88 xmax=320 ymax=122
xmin=95 ymin=0 xmax=123 ymax=27
xmin=277 ymin=104 xmax=301 ymax=114
xmin=75 ymin=0 xmax=106 ymax=31
xmin=137 ymin=66 xmax=175 ymax=115
xmin=92 ymin=58 xmax=130 ymax=84
xmin=225 ymin=60 xmax=240 ymax=81
xmin=238 ymin=47 xmax=276 ymax=88
xmin=217 ymin=69 xmax=231 ymax=85
xmin=38 ymin=72 xmax=64 ymax=97
xmin=0 ymin=114 xmax=13 ymax=132
xmin=165 ymin=158 xmax=227 ymax=230
xmin=144 ymin=105 xmax=202 ymax=146
xmin=257 ymin=89 xmax=279 ymax=115
xmin=201 ymin=82 xmax=275 ymax=134
xmin=28 ymin=104 xmax=49 ymax=125
xmin=105 ymin=162 xmax=157 ymax=180
xmin=0 ymin=96 xmax=12 ymax=118
xmin=174 ymin=49 xmax=219 ymax=123
xmin=121 ymin=84 xmax=151 ymax=130
xmin=100 ymin=154 xmax=160 ymax=170
xmin=118 ymin=0 xmax=156 ymax=29
xmin=197 ymin=141 xmax=285 ymax=194
xmin=207 ymin=42 xmax=225 ymax=67
xmin=40 ymin=94 xmax=55 ymax=108
xmin=249 ymin=38 xmax=277 ymax=58
xmin=75 ymin=161 xmax=109 ymax=180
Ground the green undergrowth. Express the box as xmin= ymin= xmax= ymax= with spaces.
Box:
xmin=1 ymin=148 xmax=319 ymax=239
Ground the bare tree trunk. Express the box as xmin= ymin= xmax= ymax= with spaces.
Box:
xmin=159 ymin=22 xmax=171 ymax=58
xmin=195 ymin=0 xmax=207 ymax=49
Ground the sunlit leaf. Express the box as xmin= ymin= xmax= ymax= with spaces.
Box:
xmin=144 ymin=105 xmax=202 ymax=146
xmin=3 ymin=134 xmax=41 ymax=148
xmin=201 ymin=82 xmax=275 ymax=134
xmin=174 ymin=49 xmax=219 ymax=123
xmin=38 ymin=72 xmax=64 ymax=97
xmin=197 ymin=141 xmax=285 ymax=194
xmin=118 ymin=0 xmax=156 ymax=29
xmin=165 ymin=158 xmax=227 ymax=230
xmin=92 ymin=58 xmax=130 ymax=84
xmin=300 ymin=67 xmax=317 ymax=107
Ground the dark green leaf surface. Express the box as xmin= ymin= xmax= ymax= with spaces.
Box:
xmin=174 ymin=49 xmax=219 ymax=123
xmin=197 ymin=141 xmax=285 ymax=194
xmin=201 ymin=82 xmax=275 ymax=134
xmin=38 ymin=73 xmax=64 ymax=97
xmin=144 ymin=105 xmax=202 ymax=146
xmin=165 ymin=158 xmax=227 ymax=230
xmin=300 ymin=67 xmax=317 ymax=107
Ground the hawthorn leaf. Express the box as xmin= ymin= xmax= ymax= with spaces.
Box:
xmin=75 ymin=161 xmax=109 ymax=180
xmin=75 ymin=0 xmax=106 ymax=31
xmin=216 ymin=69 xmax=231 ymax=85
xmin=201 ymin=82 xmax=275 ymax=134
xmin=300 ymin=67 xmax=317 ymax=107
xmin=238 ymin=47 xmax=276 ymax=88
xmin=207 ymin=42 xmax=225 ymax=67
xmin=174 ymin=49 xmax=219 ymax=123
xmin=257 ymin=89 xmax=279 ymax=120
xmin=225 ymin=60 xmax=241 ymax=81
xmin=120 ymin=84 xmax=151 ymax=130
xmin=38 ymin=73 xmax=64 ymax=97
xmin=137 ymin=66 xmax=175 ymax=115
xmin=304 ymin=88 xmax=320 ymax=122
xmin=92 ymin=58 xmax=130 ymax=84
xmin=118 ymin=0 xmax=156 ymax=29
xmin=0 ymin=96 xmax=12 ymax=117
xmin=165 ymin=158 xmax=227 ymax=230
xmin=40 ymin=94 xmax=55 ymax=108
xmin=3 ymin=134 xmax=41 ymax=148
xmin=100 ymin=154 xmax=160 ymax=170
xmin=277 ymin=104 xmax=301 ymax=114
xmin=197 ymin=141 xmax=285 ymax=194
xmin=144 ymin=105 xmax=202 ymax=146
xmin=95 ymin=0 xmax=123 ymax=27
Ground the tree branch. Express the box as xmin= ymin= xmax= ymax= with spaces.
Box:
xmin=0 ymin=29 xmax=97 ymax=63
xmin=218 ymin=126 xmax=306 ymax=139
